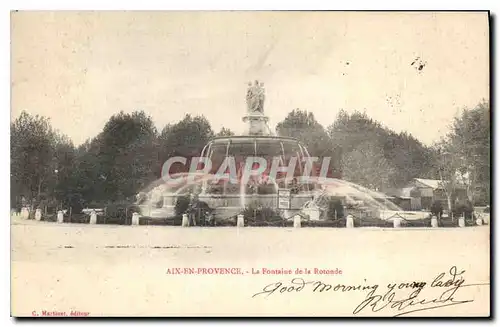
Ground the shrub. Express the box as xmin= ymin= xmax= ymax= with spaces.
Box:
xmin=174 ymin=195 xmax=191 ymax=217
xmin=257 ymin=184 xmax=277 ymax=195
xmin=452 ymin=201 xmax=474 ymax=219
xmin=242 ymin=205 xmax=282 ymax=226
xmin=327 ymin=198 xmax=344 ymax=219
xmin=430 ymin=200 xmax=444 ymax=217
xmin=103 ymin=203 xmax=133 ymax=223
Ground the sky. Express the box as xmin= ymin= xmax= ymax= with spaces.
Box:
xmin=11 ymin=11 xmax=489 ymax=146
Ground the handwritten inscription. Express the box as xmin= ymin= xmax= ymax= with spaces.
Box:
xmin=252 ymin=266 xmax=489 ymax=316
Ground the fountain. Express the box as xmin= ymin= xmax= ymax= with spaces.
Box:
xmin=136 ymin=81 xmax=423 ymax=223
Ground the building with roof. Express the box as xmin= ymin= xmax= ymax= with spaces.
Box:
xmin=390 ymin=178 xmax=467 ymax=211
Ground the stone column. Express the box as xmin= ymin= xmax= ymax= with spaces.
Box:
xmin=431 ymin=216 xmax=438 ymax=228
xmin=458 ymin=216 xmax=465 ymax=228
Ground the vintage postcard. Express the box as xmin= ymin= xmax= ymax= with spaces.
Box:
xmin=10 ymin=11 xmax=490 ymax=317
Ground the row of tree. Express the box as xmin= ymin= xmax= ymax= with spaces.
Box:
xmin=11 ymin=101 xmax=490 ymax=212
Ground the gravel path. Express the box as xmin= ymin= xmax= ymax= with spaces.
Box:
xmin=11 ymin=220 xmax=490 ymax=317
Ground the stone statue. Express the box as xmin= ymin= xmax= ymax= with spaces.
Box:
xmin=246 ymin=80 xmax=265 ymax=113
xmin=257 ymin=82 xmax=265 ymax=112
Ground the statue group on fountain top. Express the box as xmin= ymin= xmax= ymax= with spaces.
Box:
xmin=246 ymin=80 xmax=265 ymax=114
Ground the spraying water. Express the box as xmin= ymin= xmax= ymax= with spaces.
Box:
xmin=135 ymin=172 xmax=407 ymax=221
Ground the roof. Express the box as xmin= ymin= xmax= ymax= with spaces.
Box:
xmin=413 ymin=178 xmax=466 ymax=190
xmin=399 ymin=187 xmax=416 ymax=197
xmin=414 ymin=178 xmax=442 ymax=189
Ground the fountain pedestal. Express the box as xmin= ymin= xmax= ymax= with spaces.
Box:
xmin=243 ymin=113 xmax=271 ymax=136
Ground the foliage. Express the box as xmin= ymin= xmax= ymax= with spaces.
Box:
xmin=341 ymin=141 xmax=396 ymax=191
xmin=276 ymin=109 xmax=338 ymax=157
xmin=173 ymin=194 xmax=214 ymax=225
xmin=241 ymin=205 xmax=282 ymax=224
xmin=430 ymin=200 xmax=444 ymax=217
xmin=158 ymin=114 xmax=214 ymax=161
xmin=11 ymin=101 xmax=489 ymax=213
xmin=452 ymin=201 xmax=474 ymax=220
xmin=174 ymin=195 xmax=191 ymax=217
xmin=327 ymin=198 xmax=344 ymax=219
xmin=216 ymin=127 xmax=235 ymax=137
xmin=430 ymin=101 xmax=490 ymax=207
xmin=328 ymin=110 xmax=434 ymax=189
xmin=104 ymin=204 xmax=128 ymax=221
xmin=449 ymin=101 xmax=490 ymax=205
xmin=276 ymin=109 xmax=342 ymax=179
xmin=10 ymin=111 xmax=78 ymax=208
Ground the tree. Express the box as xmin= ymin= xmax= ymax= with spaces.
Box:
xmin=341 ymin=141 xmax=396 ymax=191
xmin=158 ymin=114 xmax=214 ymax=162
xmin=448 ymin=101 xmax=490 ymax=205
xmin=11 ymin=111 xmax=77 ymax=210
xmin=328 ymin=110 xmax=434 ymax=188
xmin=276 ymin=109 xmax=333 ymax=157
xmin=429 ymin=101 xmax=490 ymax=209
xmin=51 ymin=134 xmax=77 ymax=206
xmin=216 ymin=127 xmax=235 ymax=137
xmin=72 ymin=111 xmax=160 ymax=204
xmin=11 ymin=112 xmax=56 ymax=208
xmin=433 ymin=141 xmax=462 ymax=213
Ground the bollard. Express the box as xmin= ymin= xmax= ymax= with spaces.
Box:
xmin=35 ymin=209 xmax=42 ymax=221
xmin=346 ymin=215 xmax=354 ymax=228
xmin=182 ymin=214 xmax=189 ymax=227
xmin=458 ymin=216 xmax=465 ymax=228
xmin=431 ymin=216 xmax=438 ymax=228
xmin=237 ymin=214 xmax=244 ymax=227
xmin=89 ymin=211 xmax=97 ymax=224
xmin=483 ymin=215 xmax=489 ymax=225
xmin=132 ymin=212 xmax=140 ymax=225
xmin=293 ymin=215 xmax=301 ymax=228
xmin=476 ymin=218 xmax=483 ymax=226
xmin=393 ymin=217 xmax=402 ymax=228
xmin=21 ymin=207 xmax=29 ymax=219
xmin=57 ymin=210 xmax=64 ymax=223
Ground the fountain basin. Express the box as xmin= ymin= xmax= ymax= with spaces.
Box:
xmin=141 ymin=192 xmax=318 ymax=220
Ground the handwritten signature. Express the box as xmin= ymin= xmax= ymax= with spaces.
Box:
xmin=252 ymin=266 xmax=489 ymax=316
